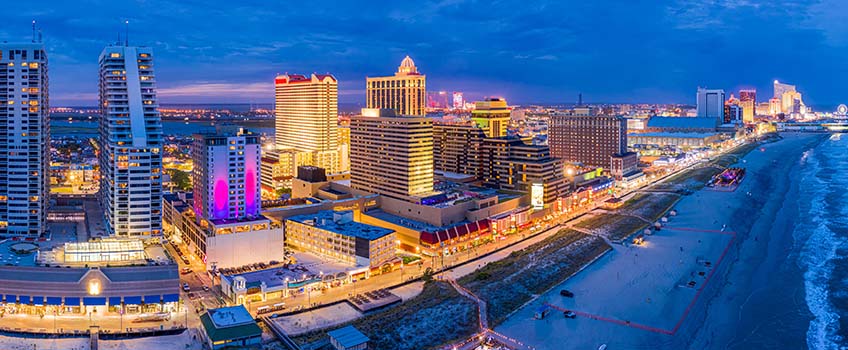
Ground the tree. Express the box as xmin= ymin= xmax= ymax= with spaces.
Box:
xmin=275 ymin=187 xmax=292 ymax=199
xmin=168 ymin=169 xmax=192 ymax=191
xmin=422 ymin=267 xmax=435 ymax=283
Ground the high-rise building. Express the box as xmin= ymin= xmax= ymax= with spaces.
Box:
xmin=366 ymin=56 xmax=426 ymax=116
xmin=98 ymin=45 xmax=163 ymax=236
xmin=350 ymin=108 xmax=433 ymax=202
xmin=274 ymin=73 xmax=338 ymax=152
xmin=773 ymin=80 xmax=803 ymax=115
xmin=0 ymin=43 xmax=49 ymax=236
xmin=452 ymin=92 xmax=464 ymax=110
xmin=724 ymin=103 xmax=743 ymax=124
xmin=433 ymin=121 xmax=486 ymax=177
xmin=192 ymin=129 xmax=261 ymax=221
xmin=696 ymin=88 xmax=725 ymax=121
xmin=768 ymin=97 xmax=782 ymax=115
xmin=165 ymin=129 xmax=280 ymax=270
xmin=471 ymin=98 xmax=511 ymax=138
xmin=480 ymin=137 xmax=567 ymax=205
xmin=739 ymin=89 xmax=756 ymax=123
xmin=773 ymin=80 xmax=795 ymax=99
xmin=548 ymin=115 xmax=627 ymax=170
xmin=427 ymin=91 xmax=449 ymax=109
xmin=260 ymin=148 xmax=312 ymax=192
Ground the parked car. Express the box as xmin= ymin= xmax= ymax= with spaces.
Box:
xmin=560 ymin=289 xmax=574 ymax=298
xmin=181 ymin=267 xmax=192 ymax=275
xmin=182 ymin=283 xmax=190 ymax=292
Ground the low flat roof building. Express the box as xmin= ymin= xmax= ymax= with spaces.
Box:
xmin=286 ymin=211 xmax=397 ymax=269
xmin=0 ymin=264 xmax=180 ymax=315
xmin=328 ymin=325 xmax=370 ymax=350
xmin=628 ymin=132 xmax=723 ymax=149
xmin=199 ymin=305 xmax=262 ymax=350
xmin=163 ymin=192 xmax=284 ymax=271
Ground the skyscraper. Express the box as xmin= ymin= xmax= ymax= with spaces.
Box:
xmin=724 ymin=103 xmax=743 ymax=124
xmin=274 ymin=73 xmax=338 ymax=152
xmin=366 ymin=56 xmax=426 ymax=116
xmin=0 ymin=43 xmax=49 ymax=236
xmin=773 ymin=80 xmax=795 ymax=99
xmin=192 ymin=129 xmax=261 ymax=221
xmin=98 ymin=45 xmax=163 ymax=236
xmin=480 ymin=137 xmax=568 ymax=205
xmin=350 ymin=108 xmax=433 ymax=202
xmin=452 ymin=92 xmax=464 ymax=110
xmin=471 ymin=98 xmax=511 ymax=138
xmin=773 ymin=80 xmax=803 ymax=115
xmin=696 ymin=88 xmax=725 ymax=121
xmin=548 ymin=115 xmax=627 ymax=170
xmin=739 ymin=89 xmax=756 ymax=123
xmin=433 ymin=121 xmax=486 ymax=177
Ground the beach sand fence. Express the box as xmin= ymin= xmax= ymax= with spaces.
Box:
xmin=530 ymin=226 xmax=738 ymax=349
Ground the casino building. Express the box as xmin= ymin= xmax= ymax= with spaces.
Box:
xmin=0 ymin=264 xmax=179 ymax=316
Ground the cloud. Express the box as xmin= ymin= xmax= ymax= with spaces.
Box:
xmin=1 ymin=0 xmax=846 ymax=105
xmin=158 ymin=82 xmax=273 ymax=98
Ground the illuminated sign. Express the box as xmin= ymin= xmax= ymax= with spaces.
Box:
xmin=531 ymin=183 xmax=544 ymax=210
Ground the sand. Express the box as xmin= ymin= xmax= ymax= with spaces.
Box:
xmin=495 ymin=134 xmax=823 ymax=349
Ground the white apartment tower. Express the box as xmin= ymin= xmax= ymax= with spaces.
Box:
xmin=0 ymin=43 xmax=49 ymax=236
xmin=98 ymin=45 xmax=163 ymax=236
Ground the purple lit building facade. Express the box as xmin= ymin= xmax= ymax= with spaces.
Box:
xmin=192 ymin=129 xmax=261 ymax=221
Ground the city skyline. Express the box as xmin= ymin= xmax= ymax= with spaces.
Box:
xmin=1 ymin=0 xmax=847 ymax=107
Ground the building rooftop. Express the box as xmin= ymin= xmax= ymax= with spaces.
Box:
xmin=630 ymin=132 xmax=719 ymax=139
xmin=647 ymin=117 xmax=718 ymax=129
xmin=364 ymin=209 xmax=443 ymax=232
xmin=208 ymin=305 xmax=255 ymax=328
xmin=200 ymin=305 xmax=262 ymax=343
xmin=328 ymin=325 xmax=370 ymax=348
xmin=287 ymin=211 xmax=394 ymax=240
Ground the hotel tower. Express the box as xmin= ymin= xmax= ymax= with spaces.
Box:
xmin=350 ymin=108 xmax=434 ymax=202
xmin=273 ymin=73 xmax=340 ymax=173
xmin=274 ymin=73 xmax=338 ymax=152
xmin=192 ymin=129 xmax=261 ymax=221
xmin=366 ymin=56 xmax=426 ymax=116
xmin=98 ymin=45 xmax=164 ymax=236
xmin=0 ymin=43 xmax=49 ymax=236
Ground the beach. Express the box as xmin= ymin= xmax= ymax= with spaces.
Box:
xmin=496 ymin=133 xmax=827 ymax=349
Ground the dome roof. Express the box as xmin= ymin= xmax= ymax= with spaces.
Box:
xmin=400 ymin=55 xmax=415 ymax=68
xmin=397 ymin=55 xmax=419 ymax=75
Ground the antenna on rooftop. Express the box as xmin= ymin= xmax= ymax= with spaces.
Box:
xmin=31 ymin=20 xmax=36 ymax=43
xmin=124 ymin=20 xmax=129 ymax=46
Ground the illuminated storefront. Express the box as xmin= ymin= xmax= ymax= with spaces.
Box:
xmin=0 ymin=265 xmax=180 ymax=316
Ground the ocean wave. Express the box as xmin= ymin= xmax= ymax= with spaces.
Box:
xmin=797 ymin=146 xmax=845 ymax=349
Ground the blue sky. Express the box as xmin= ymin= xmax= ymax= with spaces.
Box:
xmin=1 ymin=0 xmax=847 ymax=108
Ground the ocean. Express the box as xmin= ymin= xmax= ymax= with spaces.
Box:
xmin=693 ymin=133 xmax=847 ymax=350
xmin=796 ymin=134 xmax=848 ymax=349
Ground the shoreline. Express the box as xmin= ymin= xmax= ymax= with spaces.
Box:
xmin=494 ymin=133 xmax=824 ymax=349
xmin=689 ymin=133 xmax=827 ymax=349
